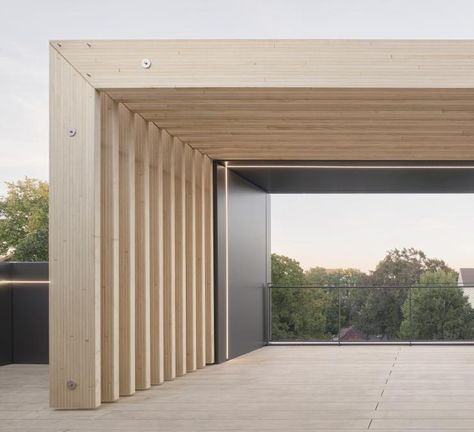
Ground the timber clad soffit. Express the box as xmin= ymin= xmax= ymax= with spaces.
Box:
xmin=50 ymin=41 xmax=474 ymax=160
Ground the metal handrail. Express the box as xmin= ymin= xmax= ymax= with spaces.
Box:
xmin=266 ymin=283 xmax=474 ymax=345
xmin=268 ymin=283 xmax=474 ymax=288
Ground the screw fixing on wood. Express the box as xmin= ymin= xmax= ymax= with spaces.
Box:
xmin=66 ymin=380 xmax=77 ymax=390
xmin=67 ymin=128 xmax=76 ymax=137
xmin=141 ymin=58 xmax=152 ymax=69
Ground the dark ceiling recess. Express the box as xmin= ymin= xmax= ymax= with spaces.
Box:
xmin=226 ymin=161 xmax=474 ymax=194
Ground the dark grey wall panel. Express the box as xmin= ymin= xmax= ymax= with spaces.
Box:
xmin=0 ymin=262 xmax=49 ymax=365
xmin=10 ymin=262 xmax=48 ymax=281
xmin=264 ymin=194 xmax=272 ymax=341
xmin=227 ymin=170 xmax=269 ymax=359
xmin=214 ymin=163 xmax=227 ymax=363
xmin=12 ymin=284 xmax=49 ymax=364
xmin=0 ymin=263 xmax=12 ymax=365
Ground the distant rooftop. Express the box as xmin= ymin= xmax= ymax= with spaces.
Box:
xmin=459 ymin=268 xmax=474 ymax=284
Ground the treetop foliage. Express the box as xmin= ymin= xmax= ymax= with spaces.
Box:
xmin=0 ymin=178 xmax=49 ymax=261
xmin=370 ymin=247 xmax=454 ymax=286
xmin=271 ymin=250 xmax=471 ymax=342
xmin=271 ymin=254 xmax=305 ymax=285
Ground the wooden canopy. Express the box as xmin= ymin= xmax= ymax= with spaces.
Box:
xmin=50 ymin=40 xmax=474 ymax=409
xmin=54 ymin=40 xmax=474 ymax=160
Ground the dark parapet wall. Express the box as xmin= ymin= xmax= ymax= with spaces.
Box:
xmin=0 ymin=263 xmax=12 ymax=365
xmin=12 ymin=283 xmax=49 ymax=364
xmin=0 ymin=262 xmax=49 ymax=365
xmin=9 ymin=262 xmax=49 ymax=282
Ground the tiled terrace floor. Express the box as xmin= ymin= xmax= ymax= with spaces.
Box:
xmin=1 ymin=346 xmax=474 ymax=431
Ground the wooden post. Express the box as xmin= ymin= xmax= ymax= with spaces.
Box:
xmin=100 ymin=93 xmax=120 ymax=402
xmin=194 ymin=151 xmax=206 ymax=369
xmin=134 ymin=115 xmax=151 ymax=390
xmin=118 ymin=104 xmax=136 ymax=396
xmin=162 ymin=130 xmax=176 ymax=380
xmin=185 ymin=145 xmax=197 ymax=372
xmin=204 ymin=156 xmax=215 ymax=364
xmin=49 ymin=46 xmax=102 ymax=409
xmin=175 ymin=139 xmax=187 ymax=377
xmin=149 ymin=123 xmax=164 ymax=385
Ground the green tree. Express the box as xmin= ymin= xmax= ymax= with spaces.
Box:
xmin=352 ymin=286 xmax=409 ymax=340
xmin=0 ymin=178 xmax=49 ymax=261
xmin=272 ymin=254 xmax=305 ymax=285
xmin=354 ymin=248 xmax=455 ymax=340
xmin=400 ymin=270 xmax=474 ymax=340
xmin=305 ymin=267 xmax=369 ymax=287
xmin=271 ymin=254 xmax=328 ymax=340
xmin=270 ymin=249 xmax=462 ymax=342
xmin=371 ymin=248 xmax=453 ymax=286
xmin=305 ymin=267 xmax=369 ymax=336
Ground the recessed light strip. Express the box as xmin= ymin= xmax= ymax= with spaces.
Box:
xmin=0 ymin=280 xmax=50 ymax=285
xmin=224 ymin=162 xmax=229 ymax=360
xmin=227 ymin=165 xmax=474 ymax=169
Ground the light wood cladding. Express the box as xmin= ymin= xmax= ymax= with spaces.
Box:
xmin=162 ymin=130 xmax=176 ymax=381
xmin=100 ymin=93 xmax=120 ymax=402
xmin=134 ymin=115 xmax=151 ymax=390
xmin=184 ymin=145 xmax=197 ymax=372
xmin=149 ymin=123 xmax=164 ymax=385
xmin=194 ymin=151 xmax=206 ymax=369
xmin=204 ymin=156 xmax=214 ymax=364
xmin=174 ymin=139 xmax=187 ymax=377
xmin=53 ymin=40 xmax=474 ymax=89
xmin=118 ymin=104 xmax=136 ymax=396
xmin=104 ymin=88 xmax=474 ymax=160
xmin=53 ymin=41 xmax=474 ymax=160
xmin=49 ymin=46 xmax=101 ymax=409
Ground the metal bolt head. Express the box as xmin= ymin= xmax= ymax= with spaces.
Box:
xmin=141 ymin=58 xmax=152 ymax=69
xmin=67 ymin=128 xmax=76 ymax=137
xmin=66 ymin=380 xmax=77 ymax=390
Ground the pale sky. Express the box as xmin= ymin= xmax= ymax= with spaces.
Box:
xmin=3 ymin=0 xmax=474 ymax=195
xmin=272 ymin=194 xmax=474 ymax=272
xmin=2 ymin=0 xmax=474 ymax=269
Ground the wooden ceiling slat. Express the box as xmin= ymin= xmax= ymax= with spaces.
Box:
xmin=187 ymin=137 xmax=474 ymax=145
xmin=141 ymin=112 xmax=474 ymax=121
xmin=168 ymin=128 xmax=474 ymax=136
xmin=102 ymin=78 xmax=474 ymax=160
xmin=126 ymin=102 xmax=474 ymax=111
xmin=152 ymin=119 xmax=474 ymax=127
xmin=106 ymin=88 xmax=474 ymax=102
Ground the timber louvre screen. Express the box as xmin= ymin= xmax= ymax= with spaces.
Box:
xmin=50 ymin=48 xmax=214 ymax=409
xmin=50 ymin=39 xmax=474 ymax=408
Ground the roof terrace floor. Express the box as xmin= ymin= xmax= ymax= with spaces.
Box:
xmin=1 ymin=345 xmax=474 ymax=431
